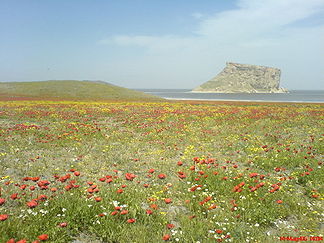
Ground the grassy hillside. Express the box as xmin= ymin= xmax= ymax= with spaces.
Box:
xmin=0 ymin=80 xmax=163 ymax=101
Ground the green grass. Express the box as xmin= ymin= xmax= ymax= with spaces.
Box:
xmin=0 ymin=80 xmax=163 ymax=101
xmin=0 ymin=100 xmax=323 ymax=242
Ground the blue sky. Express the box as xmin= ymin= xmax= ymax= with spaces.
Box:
xmin=1 ymin=0 xmax=323 ymax=89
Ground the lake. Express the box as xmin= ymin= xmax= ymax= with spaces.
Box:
xmin=137 ymin=89 xmax=324 ymax=103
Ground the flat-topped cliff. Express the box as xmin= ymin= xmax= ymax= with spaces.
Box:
xmin=193 ymin=62 xmax=288 ymax=93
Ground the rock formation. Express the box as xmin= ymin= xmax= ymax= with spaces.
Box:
xmin=193 ymin=62 xmax=288 ymax=93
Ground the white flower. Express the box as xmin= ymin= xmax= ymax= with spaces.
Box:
xmin=62 ymin=208 xmax=67 ymax=212
xmin=254 ymin=223 xmax=260 ymax=227
xmin=112 ymin=201 xmax=119 ymax=207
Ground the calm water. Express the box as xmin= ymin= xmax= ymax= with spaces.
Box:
xmin=137 ymin=89 xmax=324 ymax=103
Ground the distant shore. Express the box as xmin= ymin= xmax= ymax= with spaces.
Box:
xmin=166 ymin=97 xmax=324 ymax=104
xmin=190 ymin=90 xmax=289 ymax=94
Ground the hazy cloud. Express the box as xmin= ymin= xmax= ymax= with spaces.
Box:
xmin=191 ymin=12 xmax=204 ymax=19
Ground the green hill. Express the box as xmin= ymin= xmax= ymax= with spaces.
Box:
xmin=0 ymin=80 xmax=163 ymax=101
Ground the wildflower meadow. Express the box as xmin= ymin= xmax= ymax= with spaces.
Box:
xmin=0 ymin=100 xmax=323 ymax=242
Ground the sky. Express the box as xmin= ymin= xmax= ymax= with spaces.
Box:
xmin=0 ymin=0 xmax=323 ymax=90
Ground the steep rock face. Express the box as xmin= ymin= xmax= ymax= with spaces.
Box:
xmin=193 ymin=62 xmax=288 ymax=93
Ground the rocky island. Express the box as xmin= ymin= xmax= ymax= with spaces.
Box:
xmin=193 ymin=62 xmax=288 ymax=93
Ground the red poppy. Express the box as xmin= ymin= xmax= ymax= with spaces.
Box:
xmin=6 ymin=239 xmax=15 ymax=243
xmin=74 ymin=171 xmax=80 ymax=176
xmin=190 ymin=185 xmax=202 ymax=192
xmin=19 ymin=184 xmax=27 ymax=190
xmin=120 ymin=210 xmax=128 ymax=215
xmin=65 ymin=185 xmax=72 ymax=191
xmin=256 ymin=182 xmax=265 ymax=188
xmin=59 ymin=222 xmax=68 ymax=227
xmin=178 ymin=174 xmax=186 ymax=179
xmin=31 ymin=177 xmax=40 ymax=182
xmin=0 ymin=214 xmax=9 ymax=221
xmin=38 ymin=234 xmax=48 ymax=241
xmin=250 ymin=187 xmax=257 ymax=192
xmin=276 ymin=200 xmax=283 ymax=204
xmin=249 ymin=173 xmax=258 ymax=178
xmin=37 ymin=195 xmax=47 ymax=201
xmin=148 ymin=169 xmax=155 ymax=173
xmin=10 ymin=193 xmax=18 ymax=200
xmin=146 ymin=209 xmax=153 ymax=215
xmin=27 ymin=200 xmax=38 ymax=208
xmin=116 ymin=189 xmax=123 ymax=193
xmin=0 ymin=198 xmax=5 ymax=205
xmin=166 ymin=223 xmax=175 ymax=229
xmin=162 ymin=234 xmax=171 ymax=241
xmin=189 ymin=165 xmax=195 ymax=171
xmin=143 ymin=183 xmax=150 ymax=188
xmin=177 ymin=161 xmax=183 ymax=166
xmin=94 ymin=197 xmax=102 ymax=202
xmin=87 ymin=188 xmax=94 ymax=194
xmin=127 ymin=218 xmax=136 ymax=223
xmin=37 ymin=180 xmax=50 ymax=187
xmin=164 ymin=198 xmax=172 ymax=204
xmin=125 ymin=173 xmax=136 ymax=181
xmin=158 ymin=174 xmax=166 ymax=179
xmin=111 ymin=211 xmax=118 ymax=216
xmin=215 ymin=229 xmax=223 ymax=234
xmin=17 ymin=240 xmax=27 ymax=243
xmin=208 ymin=204 xmax=217 ymax=210
xmin=150 ymin=204 xmax=158 ymax=210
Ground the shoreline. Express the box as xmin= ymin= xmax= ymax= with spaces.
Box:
xmin=165 ymin=97 xmax=324 ymax=104
xmin=190 ymin=90 xmax=289 ymax=94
